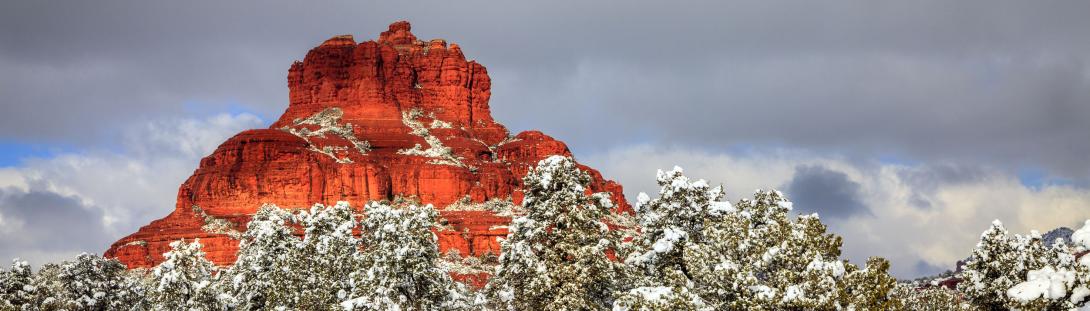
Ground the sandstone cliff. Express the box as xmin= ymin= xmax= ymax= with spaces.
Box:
xmin=104 ymin=22 xmax=630 ymax=281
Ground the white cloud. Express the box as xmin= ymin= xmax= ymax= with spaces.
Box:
xmin=0 ymin=112 xmax=264 ymax=265
xmin=583 ymin=144 xmax=1090 ymax=278
xmin=0 ymin=168 xmax=28 ymax=190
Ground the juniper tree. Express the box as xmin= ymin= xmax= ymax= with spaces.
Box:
xmin=611 ymin=285 xmax=711 ymax=311
xmin=26 ymin=263 xmax=69 ymax=311
xmin=485 ymin=155 xmax=624 ymax=311
xmin=684 ymin=189 xmax=852 ymax=310
xmin=341 ymin=202 xmax=468 ymax=310
xmin=839 ymin=257 xmax=903 ymax=310
xmin=893 ymin=285 xmax=977 ymax=311
xmin=272 ymin=202 xmax=360 ymax=309
xmin=958 ymin=220 xmax=1059 ymax=309
xmin=960 ymin=220 xmax=1090 ymax=310
xmin=0 ymin=259 xmax=34 ymax=309
xmin=149 ymin=239 xmax=220 ymax=310
xmin=624 ymin=167 xmax=880 ymax=310
xmin=58 ymin=253 xmax=147 ymax=310
xmin=625 ymin=167 xmax=728 ymax=287
xmin=220 ymin=204 xmax=298 ymax=309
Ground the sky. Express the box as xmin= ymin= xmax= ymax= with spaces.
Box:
xmin=1 ymin=0 xmax=1089 ymax=278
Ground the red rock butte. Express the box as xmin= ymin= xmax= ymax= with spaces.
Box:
xmin=104 ymin=21 xmax=630 ymax=284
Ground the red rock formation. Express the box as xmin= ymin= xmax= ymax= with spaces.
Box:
xmin=105 ymin=21 xmax=630 ymax=275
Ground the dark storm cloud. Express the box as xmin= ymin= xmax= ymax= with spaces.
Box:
xmin=2 ymin=0 xmax=1089 ymax=178
xmin=898 ymin=163 xmax=992 ymax=209
xmin=785 ymin=165 xmax=868 ymax=219
xmin=0 ymin=187 xmax=115 ymax=262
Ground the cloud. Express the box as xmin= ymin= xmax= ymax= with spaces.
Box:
xmin=0 ymin=113 xmax=263 ymax=265
xmin=2 ymin=0 xmax=1089 ymax=278
xmin=785 ymin=165 xmax=868 ymax=219
xmin=0 ymin=187 xmax=114 ymax=265
xmin=1 ymin=0 xmax=1088 ymax=179
xmin=583 ymin=144 xmax=1090 ymax=278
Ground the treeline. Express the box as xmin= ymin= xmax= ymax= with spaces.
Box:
xmin=3 ymin=156 xmax=1089 ymax=310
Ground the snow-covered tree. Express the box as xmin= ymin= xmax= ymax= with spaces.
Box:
xmin=685 ymin=188 xmax=851 ymax=310
xmin=270 ymin=202 xmax=360 ymax=309
xmin=485 ymin=155 xmax=624 ymax=310
xmin=623 ymin=167 xmax=879 ymax=310
xmin=956 ymin=219 xmax=1090 ymax=310
xmin=611 ymin=285 xmax=711 ymax=311
xmin=0 ymin=259 xmax=35 ymax=309
xmin=341 ymin=202 xmax=468 ymax=310
xmin=27 ymin=263 xmax=69 ymax=311
xmin=221 ymin=204 xmax=298 ymax=309
xmin=894 ymin=285 xmax=976 ymax=311
xmin=58 ymin=253 xmax=147 ymax=310
xmin=839 ymin=257 xmax=903 ymax=310
xmin=625 ymin=167 xmax=727 ymax=287
xmin=149 ymin=239 xmax=221 ymax=310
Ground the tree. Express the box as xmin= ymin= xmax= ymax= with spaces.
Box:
xmin=685 ymin=189 xmax=851 ymax=310
xmin=894 ymin=285 xmax=977 ymax=311
xmin=341 ymin=202 xmax=468 ymax=310
xmin=149 ymin=239 xmax=221 ymax=310
xmin=220 ymin=204 xmax=298 ymax=309
xmin=272 ymin=202 xmax=360 ymax=309
xmin=625 ymin=167 xmax=728 ymax=287
xmin=0 ymin=259 xmax=34 ymax=309
xmin=485 ymin=155 xmax=624 ymax=310
xmin=957 ymin=219 xmax=1090 ymax=310
xmin=839 ymin=257 xmax=903 ymax=310
xmin=611 ymin=286 xmax=711 ymax=311
xmin=58 ymin=253 xmax=147 ymax=310
xmin=623 ymin=166 xmax=886 ymax=310
xmin=27 ymin=263 xmax=70 ymax=311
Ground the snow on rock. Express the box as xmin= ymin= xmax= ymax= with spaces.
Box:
xmin=104 ymin=20 xmax=632 ymax=270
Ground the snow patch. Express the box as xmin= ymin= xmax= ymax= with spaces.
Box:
xmin=1007 ymin=266 xmax=1076 ymax=302
xmin=280 ymin=107 xmax=371 ymax=163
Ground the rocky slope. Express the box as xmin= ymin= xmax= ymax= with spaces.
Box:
xmin=104 ymin=22 xmax=630 ymax=280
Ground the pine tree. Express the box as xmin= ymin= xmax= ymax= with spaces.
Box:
xmin=341 ymin=202 xmax=468 ymax=310
xmin=221 ymin=204 xmax=298 ymax=309
xmin=485 ymin=155 xmax=624 ymax=311
xmin=149 ymin=239 xmax=221 ymax=310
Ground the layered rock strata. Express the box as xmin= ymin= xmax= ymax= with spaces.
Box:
xmin=105 ymin=21 xmax=630 ymax=275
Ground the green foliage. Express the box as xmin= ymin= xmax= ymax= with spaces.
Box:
xmin=626 ymin=167 xmax=891 ymax=311
xmin=0 ymin=259 xmax=34 ymax=309
xmin=58 ymin=253 xmax=147 ymax=310
xmin=895 ymin=285 xmax=977 ymax=311
xmin=6 ymin=163 xmax=1090 ymax=311
xmin=485 ymin=156 xmax=624 ymax=311
xmin=840 ymin=257 xmax=904 ymax=310
xmin=612 ymin=285 xmax=711 ymax=311
xmin=220 ymin=204 xmax=298 ymax=310
xmin=958 ymin=220 xmax=1090 ymax=310
xmin=149 ymin=239 xmax=220 ymax=310
xmin=342 ymin=202 xmax=468 ymax=310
